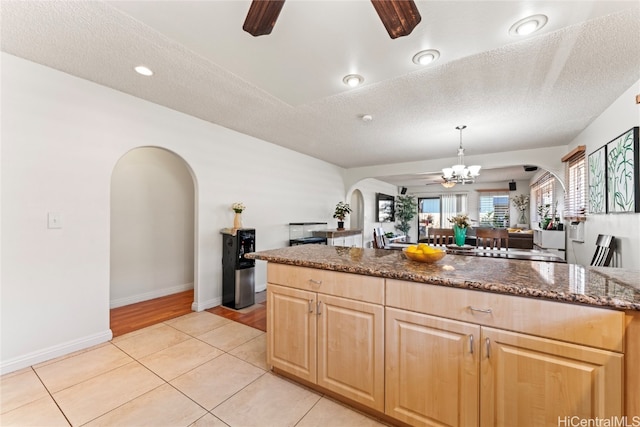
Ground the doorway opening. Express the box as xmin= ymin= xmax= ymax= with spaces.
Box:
xmin=109 ymin=147 xmax=196 ymax=335
xmin=350 ymin=189 xmax=364 ymax=230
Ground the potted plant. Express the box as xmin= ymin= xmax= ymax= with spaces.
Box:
xmin=231 ymin=202 xmax=245 ymax=229
xmin=395 ymin=195 xmax=418 ymax=238
xmin=537 ymin=203 xmax=551 ymax=229
xmin=333 ymin=201 xmax=352 ymax=230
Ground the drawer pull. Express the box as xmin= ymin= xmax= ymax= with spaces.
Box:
xmin=469 ymin=306 xmax=493 ymax=314
xmin=309 ymin=279 xmax=322 ymax=285
xmin=485 ymin=337 xmax=491 ymax=359
xmin=308 ymin=299 xmax=314 ymax=313
xmin=317 ymin=301 xmax=322 ymax=315
xmin=469 ymin=334 xmax=474 ymax=354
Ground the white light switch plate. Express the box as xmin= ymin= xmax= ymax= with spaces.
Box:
xmin=48 ymin=212 xmax=62 ymax=229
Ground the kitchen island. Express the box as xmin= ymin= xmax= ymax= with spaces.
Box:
xmin=247 ymin=245 xmax=639 ymax=426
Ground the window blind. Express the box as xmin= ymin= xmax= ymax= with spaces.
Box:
xmin=478 ymin=191 xmax=509 ymax=227
xmin=563 ymin=146 xmax=586 ymax=221
xmin=531 ymin=172 xmax=556 ymax=220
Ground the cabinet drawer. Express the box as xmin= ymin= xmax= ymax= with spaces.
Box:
xmin=386 ymin=279 xmax=624 ymax=352
xmin=268 ymin=263 xmax=384 ymax=305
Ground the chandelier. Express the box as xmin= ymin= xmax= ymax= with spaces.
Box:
xmin=442 ymin=125 xmax=481 ymax=185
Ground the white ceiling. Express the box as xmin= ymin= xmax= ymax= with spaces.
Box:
xmin=2 ymin=0 xmax=639 ymax=186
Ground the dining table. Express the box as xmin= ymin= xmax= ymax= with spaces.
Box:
xmin=387 ymin=242 xmax=566 ymax=263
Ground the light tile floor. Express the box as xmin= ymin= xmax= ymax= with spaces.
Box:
xmin=0 ymin=311 xmax=388 ymax=427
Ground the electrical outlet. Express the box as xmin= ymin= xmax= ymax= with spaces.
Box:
xmin=48 ymin=212 xmax=62 ymax=229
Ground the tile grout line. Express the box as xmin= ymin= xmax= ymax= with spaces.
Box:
xmin=29 ymin=366 xmax=73 ymax=426
xmin=3 ymin=312 xmax=268 ymax=426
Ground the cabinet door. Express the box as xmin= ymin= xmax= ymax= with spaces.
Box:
xmin=267 ymin=284 xmax=317 ymax=382
xmin=385 ymin=308 xmax=480 ymax=427
xmin=317 ymin=294 xmax=385 ymax=411
xmin=480 ymin=327 xmax=623 ymax=427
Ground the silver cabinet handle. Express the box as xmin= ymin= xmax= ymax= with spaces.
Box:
xmin=469 ymin=334 xmax=474 ymax=354
xmin=485 ymin=337 xmax=491 ymax=359
xmin=317 ymin=300 xmax=322 ymax=315
xmin=469 ymin=306 xmax=493 ymax=314
xmin=308 ymin=299 xmax=314 ymax=313
xmin=309 ymin=279 xmax=322 ymax=285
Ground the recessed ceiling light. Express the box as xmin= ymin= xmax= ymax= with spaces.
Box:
xmin=134 ymin=65 xmax=154 ymax=76
xmin=342 ymin=74 xmax=364 ymax=88
xmin=412 ymin=49 xmax=440 ymax=65
xmin=509 ymin=14 xmax=548 ymax=36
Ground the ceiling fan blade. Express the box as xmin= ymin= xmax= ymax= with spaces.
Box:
xmin=243 ymin=0 xmax=286 ymax=37
xmin=370 ymin=0 xmax=421 ymax=39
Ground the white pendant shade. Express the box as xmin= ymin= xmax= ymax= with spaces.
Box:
xmin=468 ymin=165 xmax=481 ymax=176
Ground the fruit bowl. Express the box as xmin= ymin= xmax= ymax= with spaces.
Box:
xmin=403 ymin=246 xmax=446 ymax=263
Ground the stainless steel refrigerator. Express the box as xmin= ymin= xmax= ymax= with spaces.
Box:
xmin=221 ymin=228 xmax=255 ymax=309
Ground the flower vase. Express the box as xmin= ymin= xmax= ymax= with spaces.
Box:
xmin=518 ymin=211 xmax=527 ymax=225
xmin=233 ymin=211 xmax=243 ymax=229
xmin=453 ymin=225 xmax=467 ymax=246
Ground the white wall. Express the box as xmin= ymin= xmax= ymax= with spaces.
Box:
xmin=0 ymin=53 xmax=345 ymax=373
xmin=110 ymin=147 xmax=195 ymax=307
xmin=564 ymin=79 xmax=640 ymax=268
xmin=348 ymin=179 xmax=400 ymax=246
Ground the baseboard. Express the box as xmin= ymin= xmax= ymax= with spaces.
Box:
xmin=0 ymin=330 xmax=113 ymax=375
xmin=192 ymin=296 xmax=221 ymax=312
xmin=256 ymin=283 xmax=266 ymax=293
xmin=110 ymin=283 xmax=194 ymax=308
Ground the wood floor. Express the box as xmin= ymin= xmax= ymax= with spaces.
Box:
xmin=110 ymin=290 xmax=266 ymax=338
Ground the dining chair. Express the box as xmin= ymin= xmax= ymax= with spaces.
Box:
xmin=475 ymin=228 xmax=509 ymax=250
xmin=429 ymin=228 xmax=454 ymax=246
xmin=590 ymin=234 xmax=616 ymax=267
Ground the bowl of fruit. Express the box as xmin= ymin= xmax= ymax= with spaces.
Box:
xmin=403 ymin=244 xmax=446 ymax=263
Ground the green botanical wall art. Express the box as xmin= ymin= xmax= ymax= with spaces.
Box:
xmin=606 ymin=127 xmax=639 ymax=213
xmin=588 ymin=146 xmax=606 ymax=214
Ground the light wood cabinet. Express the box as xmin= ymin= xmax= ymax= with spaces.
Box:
xmin=267 ymin=265 xmax=384 ymax=411
xmin=267 ymin=265 xmax=628 ymax=427
xmin=480 ymin=327 xmax=623 ymax=427
xmin=386 ymin=308 xmax=479 ymax=427
xmin=267 ymin=284 xmax=316 ymax=382
xmin=317 ymin=294 xmax=384 ymax=410
xmin=385 ymin=279 xmax=625 ymax=427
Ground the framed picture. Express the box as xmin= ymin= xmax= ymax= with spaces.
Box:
xmin=588 ymin=145 xmax=607 ymax=214
xmin=376 ymin=193 xmax=395 ymax=222
xmin=606 ymin=127 xmax=640 ymax=213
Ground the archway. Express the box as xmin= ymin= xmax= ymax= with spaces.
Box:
xmin=350 ymin=189 xmax=364 ymax=231
xmin=109 ymin=147 xmax=196 ymax=326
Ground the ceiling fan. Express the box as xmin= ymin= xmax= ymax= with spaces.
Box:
xmin=243 ymin=0 xmax=422 ymax=39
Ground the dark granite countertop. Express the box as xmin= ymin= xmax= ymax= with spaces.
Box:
xmin=246 ymin=245 xmax=640 ymax=311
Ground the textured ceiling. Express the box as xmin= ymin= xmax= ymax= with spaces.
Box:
xmin=2 ymin=1 xmax=639 ymax=184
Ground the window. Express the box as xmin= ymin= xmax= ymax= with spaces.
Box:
xmin=531 ymin=172 xmax=556 ymax=221
xmin=563 ymin=145 xmax=586 ymax=221
xmin=418 ymin=197 xmax=440 ymax=240
xmin=417 ymin=194 xmax=468 ymax=239
xmin=478 ymin=190 xmax=509 ymax=227
xmin=442 ymin=194 xmax=468 ymax=227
